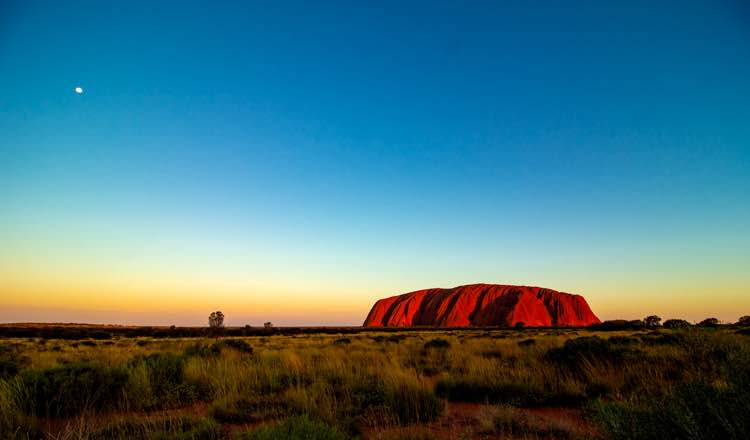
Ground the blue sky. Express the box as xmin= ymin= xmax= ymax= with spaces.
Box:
xmin=1 ymin=0 xmax=749 ymax=325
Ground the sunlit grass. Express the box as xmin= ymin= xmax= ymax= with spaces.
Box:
xmin=1 ymin=328 xmax=748 ymax=438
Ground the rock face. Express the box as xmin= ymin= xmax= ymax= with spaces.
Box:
xmin=363 ymin=284 xmax=600 ymax=327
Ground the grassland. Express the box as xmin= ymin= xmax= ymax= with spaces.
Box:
xmin=1 ymin=325 xmax=749 ymax=439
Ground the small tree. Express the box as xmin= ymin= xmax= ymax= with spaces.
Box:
xmin=663 ymin=319 xmax=691 ymax=329
xmin=698 ymin=317 xmax=720 ymax=327
xmin=628 ymin=319 xmax=646 ymax=329
xmin=644 ymin=315 xmax=662 ymax=329
xmin=209 ymin=311 xmax=225 ymax=328
xmin=738 ymin=316 xmax=750 ymax=327
xmin=264 ymin=322 xmax=273 ymax=329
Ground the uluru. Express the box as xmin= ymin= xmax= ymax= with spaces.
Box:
xmin=364 ymin=284 xmax=600 ymax=327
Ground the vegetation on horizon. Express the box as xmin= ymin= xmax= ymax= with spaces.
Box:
xmin=1 ymin=318 xmax=749 ymax=439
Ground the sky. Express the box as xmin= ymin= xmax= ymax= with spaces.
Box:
xmin=1 ymin=0 xmax=749 ymax=326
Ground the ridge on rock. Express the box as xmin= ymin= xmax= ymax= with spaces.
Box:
xmin=363 ymin=284 xmax=600 ymax=327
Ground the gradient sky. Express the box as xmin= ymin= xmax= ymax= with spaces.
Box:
xmin=1 ymin=0 xmax=749 ymax=326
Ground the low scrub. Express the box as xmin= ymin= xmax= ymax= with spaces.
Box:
xmin=478 ymin=405 xmax=574 ymax=439
xmin=435 ymin=377 xmax=584 ymax=407
xmin=545 ymin=336 xmax=637 ymax=371
xmin=19 ymin=363 xmax=128 ymax=417
xmin=209 ymin=396 xmax=289 ymax=423
xmin=423 ymin=338 xmax=450 ymax=350
xmin=590 ymin=351 xmax=750 ymax=439
xmin=90 ymin=415 xmax=220 ymax=440
xmin=238 ymin=415 xmax=348 ymax=440
xmin=128 ymin=353 xmax=204 ymax=409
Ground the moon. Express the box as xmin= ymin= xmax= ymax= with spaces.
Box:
xmin=74 ymin=87 xmax=83 ymax=94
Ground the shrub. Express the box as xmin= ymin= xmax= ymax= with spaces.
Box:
xmin=0 ymin=360 xmax=21 ymax=380
xmin=131 ymin=353 xmax=201 ymax=409
xmin=478 ymin=404 xmax=574 ymax=438
xmin=699 ymin=318 xmax=720 ymax=327
xmin=0 ymin=346 xmax=28 ymax=380
xmin=435 ymin=377 xmax=584 ymax=407
xmin=643 ymin=315 xmax=662 ymax=328
xmin=423 ymin=338 xmax=450 ymax=350
xmin=90 ymin=330 xmax=113 ymax=340
xmin=663 ymin=319 xmax=691 ymax=329
xmin=737 ymin=316 xmax=750 ymax=327
xmin=590 ymin=380 xmax=750 ymax=439
xmin=19 ymin=363 xmax=128 ymax=417
xmin=209 ymin=396 xmax=289 ymax=423
xmin=238 ymin=415 xmax=348 ymax=440
xmin=545 ymin=336 xmax=635 ymax=370
xmin=640 ymin=332 xmax=685 ymax=346
xmin=90 ymin=416 xmax=220 ymax=440
xmin=219 ymin=338 xmax=254 ymax=354
xmin=607 ymin=336 xmax=639 ymax=345
xmin=59 ymin=329 xmax=87 ymax=340
xmin=184 ymin=342 xmax=222 ymax=358
xmin=0 ymin=379 xmax=42 ymax=439
xmin=592 ymin=320 xmax=645 ymax=331
xmin=385 ymin=379 xmax=443 ymax=424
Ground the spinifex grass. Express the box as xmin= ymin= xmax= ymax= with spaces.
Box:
xmin=0 ymin=328 xmax=748 ymax=439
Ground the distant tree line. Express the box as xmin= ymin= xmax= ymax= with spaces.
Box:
xmin=1 ymin=313 xmax=747 ymax=340
xmin=591 ymin=315 xmax=747 ymax=331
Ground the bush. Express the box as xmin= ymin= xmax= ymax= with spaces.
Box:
xmin=590 ymin=343 xmax=750 ymax=438
xmin=131 ymin=353 xmax=201 ymax=409
xmin=478 ymin=404 xmax=574 ymax=438
xmin=607 ymin=336 xmax=639 ymax=345
xmin=19 ymin=363 xmax=128 ymax=417
xmin=737 ymin=316 xmax=750 ymax=327
xmin=90 ymin=416 xmax=220 ymax=440
xmin=423 ymin=338 xmax=450 ymax=350
xmin=592 ymin=320 xmax=645 ymax=331
xmin=184 ymin=342 xmax=222 ymax=358
xmin=640 ymin=333 xmax=685 ymax=346
xmin=238 ymin=416 xmax=348 ymax=440
xmin=663 ymin=319 xmax=691 ymax=329
xmin=0 ymin=346 xmax=28 ymax=380
xmin=546 ymin=336 xmax=636 ymax=370
xmin=90 ymin=330 xmax=113 ymax=340
xmin=699 ymin=318 xmax=720 ymax=327
xmin=590 ymin=380 xmax=750 ymax=439
xmin=219 ymin=338 xmax=254 ymax=354
xmin=643 ymin=315 xmax=662 ymax=328
xmin=435 ymin=377 xmax=584 ymax=407
xmin=385 ymin=380 xmax=443 ymax=424
xmin=209 ymin=396 xmax=289 ymax=423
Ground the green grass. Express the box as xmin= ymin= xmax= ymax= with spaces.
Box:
xmin=0 ymin=327 xmax=748 ymax=439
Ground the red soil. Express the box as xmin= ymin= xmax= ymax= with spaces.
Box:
xmin=363 ymin=284 xmax=600 ymax=327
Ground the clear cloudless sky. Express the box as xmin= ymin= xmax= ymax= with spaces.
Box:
xmin=1 ymin=0 xmax=749 ymax=326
